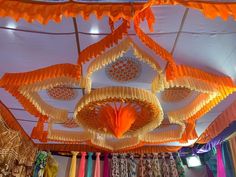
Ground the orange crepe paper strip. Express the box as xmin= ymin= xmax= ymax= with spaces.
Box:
xmin=31 ymin=118 xmax=48 ymax=142
xmin=134 ymin=7 xmax=175 ymax=64
xmin=98 ymin=103 xmax=137 ymax=138
xmin=146 ymin=0 xmax=236 ymax=21
xmin=0 ymin=64 xmax=81 ymax=141
xmin=197 ymin=97 xmax=236 ymax=144
xmin=0 ymin=1 xmax=146 ymax=24
xmin=166 ymin=64 xmax=234 ymax=87
xmin=78 ymin=20 xmax=129 ymax=64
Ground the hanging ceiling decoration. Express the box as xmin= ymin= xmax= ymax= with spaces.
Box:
xmin=0 ymin=0 xmax=236 ymax=151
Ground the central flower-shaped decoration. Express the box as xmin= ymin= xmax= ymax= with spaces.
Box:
xmin=74 ymin=87 xmax=163 ymax=139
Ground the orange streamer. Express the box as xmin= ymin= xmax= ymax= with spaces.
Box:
xmin=0 ymin=1 xmax=145 ymax=24
xmin=78 ymin=20 xmax=129 ymax=64
xmin=197 ymin=98 xmax=236 ymax=144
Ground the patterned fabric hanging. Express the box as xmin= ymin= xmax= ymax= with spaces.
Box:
xmin=32 ymin=151 xmax=48 ymax=177
xmin=168 ymin=153 xmax=179 ymax=177
xmin=120 ymin=153 xmax=128 ymax=177
xmin=111 ymin=153 xmax=120 ymax=177
xmin=138 ymin=154 xmax=145 ymax=177
xmin=151 ymin=153 xmax=161 ymax=177
xmin=128 ymin=153 xmax=137 ymax=177
xmin=144 ymin=155 xmax=152 ymax=177
xmin=161 ymin=153 xmax=170 ymax=177
xmin=44 ymin=153 xmax=59 ymax=177
xmin=175 ymin=154 xmax=185 ymax=177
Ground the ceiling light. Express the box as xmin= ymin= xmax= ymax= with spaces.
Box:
xmin=186 ymin=155 xmax=202 ymax=167
xmin=6 ymin=22 xmax=17 ymax=29
xmin=90 ymin=26 xmax=99 ymax=34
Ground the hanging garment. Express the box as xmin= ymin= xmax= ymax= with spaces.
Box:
xmin=86 ymin=152 xmax=93 ymax=177
xmin=161 ymin=153 xmax=170 ymax=177
xmin=103 ymin=153 xmax=110 ymax=177
xmin=216 ymin=144 xmax=226 ymax=177
xmin=168 ymin=153 xmax=178 ymax=177
xmin=221 ymin=141 xmax=235 ymax=177
xmin=43 ymin=153 xmax=58 ymax=177
xmin=33 ymin=151 xmax=48 ymax=177
xmin=151 ymin=153 xmax=161 ymax=177
xmin=138 ymin=154 xmax=145 ymax=177
xmin=120 ymin=153 xmax=128 ymax=177
xmin=128 ymin=154 xmax=137 ymax=177
xmin=69 ymin=152 xmax=79 ymax=177
xmin=206 ymin=164 xmax=214 ymax=177
xmin=94 ymin=152 xmax=101 ymax=177
xmin=229 ymin=137 xmax=236 ymax=175
xmin=144 ymin=157 xmax=152 ymax=177
xmin=175 ymin=155 xmax=185 ymax=177
xmin=78 ymin=152 xmax=87 ymax=177
xmin=111 ymin=153 xmax=120 ymax=177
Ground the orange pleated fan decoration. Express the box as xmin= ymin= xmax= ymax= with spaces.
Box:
xmin=98 ymin=103 xmax=137 ymax=138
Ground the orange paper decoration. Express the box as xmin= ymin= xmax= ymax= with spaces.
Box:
xmin=98 ymin=103 xmax=137 ymax=138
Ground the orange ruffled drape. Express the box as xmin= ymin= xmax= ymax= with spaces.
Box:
xmin=197 ymin=99 xmax=236 ymax=144
xmin=78 ymin=20 xmax=129 ymax=64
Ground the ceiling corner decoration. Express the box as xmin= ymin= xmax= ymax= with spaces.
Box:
xmin=1 ymin=0 xmax=236 ymax=151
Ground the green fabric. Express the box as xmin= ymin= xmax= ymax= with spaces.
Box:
xmin=86 ymin=152 xmax=93 ymax=177
xmin=175 ymin=155 xmax=185 ymax=177
xmin=33 ymin=151 xmax=48 ymax=177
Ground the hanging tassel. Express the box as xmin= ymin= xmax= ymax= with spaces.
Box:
xmin=86 ymin=152 xmax=93 ymax=177
xmin=94 ymin=152 xmax=101 ymax=177
xmin=78 ymin=152 xmax=86 ymax=177
xmin=103 ymin=153 xmax=110 ymax=177
xmin=69 ymin=151 xmax=79 ymax=177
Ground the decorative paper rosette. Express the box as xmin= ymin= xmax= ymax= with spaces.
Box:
xmin=74 ymin=86 xmax=163 ymax=138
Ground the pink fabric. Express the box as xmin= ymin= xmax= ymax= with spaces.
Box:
xmin=78 ymin=152 xmax=87 ymax=177
xmin=216 ymin=144 xmax=226 ymax=177
xmin=94 ymin=152 xmax=101 ymax=177
xmin=103 ymin=153 xmax=110 ymax=177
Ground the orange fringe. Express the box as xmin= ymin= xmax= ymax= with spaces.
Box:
xmin=78 ymin=20 xmax=129 ymax=64
xmin=147 ymin=0 xmax=236 ymax=21
xmin=197 ymin=96 xmax=236 ymax=144
xmin=0 ymin=1 xmax=145 ymax=24
xmin=134 ymin=7 xmax=175 ymax=64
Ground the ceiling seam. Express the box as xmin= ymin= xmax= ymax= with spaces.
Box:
xmin=2 ymin=26 xmax=236 ymax=36
xmin=171 ymin=8 xmax=189 ymax=55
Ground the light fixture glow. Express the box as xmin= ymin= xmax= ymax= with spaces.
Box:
xmin=6 ymin=22 xmax=17 ymax=29
xmin=186 ymin=155 xmax=202 ymax=167
xmin=90 ymin=26 xmax=99 ymax=34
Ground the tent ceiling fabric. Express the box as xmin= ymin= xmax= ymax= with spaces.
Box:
xmin=0 ymin=1 xmax=236 ymax=150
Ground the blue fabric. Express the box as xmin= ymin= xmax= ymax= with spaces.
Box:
xmin=221 ymin=141 xmax=236 ymax=177
xmin=86 ymin=152 xmax=93 ymax=177
xmin=196 ymin=121 xmax=236 ymax=153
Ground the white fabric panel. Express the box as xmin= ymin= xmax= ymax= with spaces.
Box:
xmin=0 ymin=17 xmax=74 ymax=33
xmin=0 ymin=29 xmax=77 ymax=73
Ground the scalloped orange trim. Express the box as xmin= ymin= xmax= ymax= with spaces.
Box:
xmin=0 ymin=1 xmax=145 ymax=24
xmin=134 ymin=7 xmax=174 ymax=64
xmin=78 ymin=20 xmax=129 ymax=64
xmin=197 ymin=98 xmax=236 ymax=144
xmin=147 ymin=0 xmax=236 ymax=21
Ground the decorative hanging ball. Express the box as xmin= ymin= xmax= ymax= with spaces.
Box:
xmin=161 ymin=87 xmax=191 ymax=102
